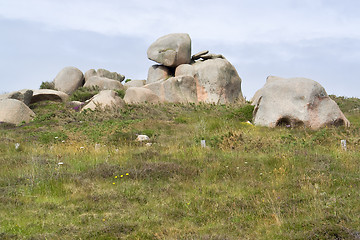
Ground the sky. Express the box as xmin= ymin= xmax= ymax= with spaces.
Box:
xmin=0 ymin=0 xmax=359 ymax=99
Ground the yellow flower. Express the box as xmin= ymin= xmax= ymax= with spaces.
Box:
xmin=113 ymin=182 xmax=115 ymax=185
xmin=102 ymin=218 xmax=106 ymax=222
xmin=115 ymin=176 xmax=118 ymax=178
xmin=120 ymin=175 xmax=123 ymax=178
xmin=126 ymin=173 xmax=129 ymax=176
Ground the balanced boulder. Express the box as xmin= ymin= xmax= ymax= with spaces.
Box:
xmin=0 ymin=99 xmax=35 ymax=125
xmin=251 ymin=76 xmax=350 ymax=129
xmin=175 ymin=58 xmax=244 ymax=104
xmin=84 ymin=69 xmax=125 ymax=82
xmin=31 ymin=89 xmax=69 ymax=104
xmin=82 ymin=90 xmax=124 ymax=111
xmin=83 ymin=76 xmax=125 ymax=91
xmin=147 ymin=33 xmax=191 ymax=67
xmin=124 ymin=87 xmax=160 ymax=104
xmin=54 ymin=66 xmax=84 ymax=95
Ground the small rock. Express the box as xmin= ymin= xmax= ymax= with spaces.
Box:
xmin=136 ymin=135 xmax=150 ymax=142
xmin=191 ymin=50 xmax=209 ymax=60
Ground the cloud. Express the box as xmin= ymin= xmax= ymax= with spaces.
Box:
xmin=1 ymin=0 xmax=360 ymax=44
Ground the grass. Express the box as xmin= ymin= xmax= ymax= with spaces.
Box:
xmin=0 ymin=96 xmax=360 ymax=239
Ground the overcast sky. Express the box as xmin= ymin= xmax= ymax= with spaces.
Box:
xmin=0 ymin=0 xmax=359 ymax=99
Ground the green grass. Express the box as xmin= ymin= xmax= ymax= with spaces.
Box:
xmin=0 ymin=97 xmax=360 ymax=239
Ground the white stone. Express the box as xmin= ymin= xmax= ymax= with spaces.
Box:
xmin=136 ymin=135 xmax=150 ymax=142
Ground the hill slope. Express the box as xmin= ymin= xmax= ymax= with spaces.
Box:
xmin=1 ymin=96 xmax=360 ymax=239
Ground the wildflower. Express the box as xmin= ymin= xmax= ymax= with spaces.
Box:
xmin=80 ymin=147 xmax=84 ymax=149
xmin=15 ymin=143 xmax=20 ymax=150
xmin=102 ymin=218 xmax=106 ymax=222
xmin=120 ymin=175 xmax=123 ymax=178
xmin=58 ymin=162 xmax=64 ymax=165
xmin=126 ymin=173 xmax=129 ymax=176
xmin=54 ymin=137 xmax=58 ymax=139
xmin=115 ymin=176 xmax=118 ymax=178
xmin=113 ymin=182 xmax=115 ymax=185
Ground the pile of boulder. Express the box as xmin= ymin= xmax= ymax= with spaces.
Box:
xmin=124 ymin=33 xmax=245 ymax=104
xmin=0 ymin=66 xmax=127 ymax=125
xmin=0 ymin=32 xmax=350 ymax=129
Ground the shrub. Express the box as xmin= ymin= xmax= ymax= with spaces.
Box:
xmin=40 ymin=81 xmax=55 ymax=90
xmin=70 ymin=87 xmax=100 ymax=102
xmin=115 ymin=89 xmax=126 ymax=99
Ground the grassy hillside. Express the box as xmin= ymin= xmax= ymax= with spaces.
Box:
xmin=1 ymin=96 xmax=360 ymax=239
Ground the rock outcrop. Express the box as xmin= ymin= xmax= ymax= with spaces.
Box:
xmin=83 ymin=76 xmax=125 ymax=90
xmin=0 ymin=89 xmax=33 ymax=106
xmin=0 ymin=99 xmax=35 ymax=125
xmin=124 ymin=87 xmax=160 ymax=104
xmin=31 ymin=89 xmax=69 ymax=104
xmin=53 ymin=66 xmax=84 ymax=95
xmin=82 ymin=90 xmax=125 ymax=111
xmin=84 ymin=69 xmax=125 ymax=82
xmin=147 ymin=33 xmax=191 ymax=67
xmin=145 ymin=33 xmax=245 ymax=104
xmin=251 ymin=76 xmax=350 ymax=129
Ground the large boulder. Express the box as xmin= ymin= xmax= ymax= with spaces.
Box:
xmin=31 ymin=89 xmax=69 ymax=104
xmin=84 ymin=69 xmax=125 ymax=82
xmin=124 ymin=80 xmax=146 ymax=89
xmin=82 ymin=90 xmax=125 ymax=111
xmin=83 ymin=76 xmax=125 ymax=90
xmin=124 ymin=87 xmax=161 ymax=104
xmin=251 ymin=76 xmax=350 ymax=129
xmin=144 ymin=76 xmax=197 ymax=103
xmin=54 ymin=67 xmax=84 ymax=95
xmin=147 ymin=33 xmax=191 ymax=67
xmin=175 ymin=58 xmax=244 ymax=104
xmin=147 ymin=65 xmax=172 ymax=84
xmin=0 ymin=99 xmax=35 ymax=125
xmin=0 ymin=89 xmax=33 ymax=106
